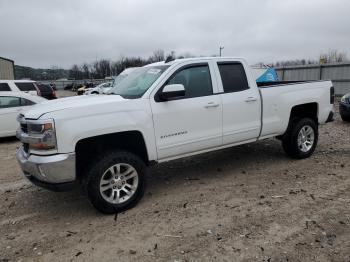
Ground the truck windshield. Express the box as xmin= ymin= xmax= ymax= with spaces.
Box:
xmin=108 ymin=65 xmax=169 ymax=98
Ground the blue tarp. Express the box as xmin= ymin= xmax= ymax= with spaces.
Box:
xmin=256 ymin=68 xmax=279 ymax=82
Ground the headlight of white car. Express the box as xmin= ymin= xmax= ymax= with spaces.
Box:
xmin=17 ymin=117 xmax=57 ymax=153
xmin=27 ymin=120 xmax=57 ymax=151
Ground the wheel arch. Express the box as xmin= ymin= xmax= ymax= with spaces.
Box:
xmin=289 ymin=102 xmax=319 ymax=123
xmin=75 ymin=131 xmax=149 ymax=182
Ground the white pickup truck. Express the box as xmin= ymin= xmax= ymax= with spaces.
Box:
xmin=16 ymin=57 xmax=335 ymax=214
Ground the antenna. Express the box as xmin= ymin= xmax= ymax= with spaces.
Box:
xmin=219 ymin=46 xmax=224 ymax=57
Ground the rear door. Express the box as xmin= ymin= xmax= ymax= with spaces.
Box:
xmin=0 ymin=96 xmax=22 ymax=137
xmin=215 ymin=61 xmax=261 ymax=144
xmin=150 ymin=62 xmax=222 ymax=160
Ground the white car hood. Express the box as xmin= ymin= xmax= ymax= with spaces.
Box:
xmin=23 ymin=94 xmax=125 ymax=119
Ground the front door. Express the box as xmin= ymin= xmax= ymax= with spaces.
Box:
xmin=151 ymin=63 xmax=222 ymax=160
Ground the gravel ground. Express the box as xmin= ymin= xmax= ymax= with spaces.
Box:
xmin=0 ymin=97 xmax=349 ymax=262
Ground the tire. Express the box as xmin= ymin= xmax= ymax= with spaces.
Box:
xmin=85 ymin=151 xmax=146 ymax=214
xmin=341 ymin=114 xmax=350 ymax=122
xmin=91 ymin=92 xmax=99 ymax=95
xmin=282 ymin=118 xmax=318 ymax=159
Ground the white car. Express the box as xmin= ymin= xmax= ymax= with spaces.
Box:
xmin=0 ymin=92 xmax=46 ymax=137
xmin=16 ymin=57 xmax=334 ymax=213
xmin=84 ymin=82 xmax=113 ymax=95
xmin=85 ymin=67 xmax=140 ymax=95
xmin=0 ymin=80 xmax=39 ymax=96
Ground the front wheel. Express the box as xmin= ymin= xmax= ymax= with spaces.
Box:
xmin=85 ymin=151 xmax=146 ymax=214
xmin=282 ymin=118 xmax=318 ymax=159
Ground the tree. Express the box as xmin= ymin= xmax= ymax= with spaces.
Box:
xmin=69 ymin=64 xmax=82 ymax=79
xmin=148 ymin=49 xmax=165 ymax=62
xmin=320 ymin=49 xmax=348 ymax=64
xmin=81 ymin=63 xmax=90 ymax=79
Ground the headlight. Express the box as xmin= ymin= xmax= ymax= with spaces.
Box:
xmin=340 ymin=94 xmax=350 ymax=104
xmin=17 ymin=118 xmax=57 ymax=153
xmin=27 ymin=120 xmax=57 ymax=151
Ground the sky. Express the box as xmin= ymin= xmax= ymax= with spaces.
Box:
xmin=1 ymin=0 xmax=350 ymax=69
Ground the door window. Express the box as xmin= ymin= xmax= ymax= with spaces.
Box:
xmin=165 ymin=65 xmax=213 ymax=99
xmin=21 ymin=98 xmax=35 ymax=106
xmin=0 ymin=96 xmax=21 ymax=108
xmin=15 ymin=82 xmax=37 ymax=91
xmin=0 ymin=83 xmax=11 ymax=91
xmin=217 ymin=63 xmax=249 ymax=93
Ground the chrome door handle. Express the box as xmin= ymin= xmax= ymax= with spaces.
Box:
xmin=245 ymin=97 xmax=258 ymax=102
xmin=205 ymin=102 xmax=220 ymax=108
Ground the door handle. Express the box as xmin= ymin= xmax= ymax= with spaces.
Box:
xmin=205 ymin=102 xmax=220 ymax=108
xmin=245 ymin=97 xmax=258 ymax=102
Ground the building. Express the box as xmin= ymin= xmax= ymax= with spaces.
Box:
xmin=0 ymin=57 xmax=15 ymax=80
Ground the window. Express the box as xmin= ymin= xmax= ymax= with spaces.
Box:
xmin=15 ymin=82 xmax=37 ymax=91
xmin=21 ymin=98 xmax=35 ymax=106
xmin=108 ymin=66 xmax=169 ymax=98
xmin=37 ymin=84 xmax=52 ymax=92
xmin=217 ymin=63 xmax=249 ymax=93
xmin=0 ymin=83 xmax=11 ymax=91
xmin=166 ymin=65 xmax=213 ymax=99
xmin=0 ymin=96 xmax=21 ymax=108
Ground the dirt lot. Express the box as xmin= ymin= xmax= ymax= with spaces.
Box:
xmin=0 ymin=97 xmax=349 ymax=262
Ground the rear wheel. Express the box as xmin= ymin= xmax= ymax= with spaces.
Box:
xmin=85 ymin=151 xmax=146 ymax=214
xmin=282 ymin=118 xmax=318 ymax=159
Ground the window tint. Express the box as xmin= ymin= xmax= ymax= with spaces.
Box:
xmin=0 ymin=96 xmax=21 ymax=108
xmin=37 ymin=84 xmax=52 ymax=92
xmin=15 ymin=82 xmax=37 ymax=91
xmin=218 ymin=63 xmax=249 ymax=93
xmin=0 ymin=83 xmax=11 ymax=91
xmin=21 ymin=98 xmax=35 ymax=106
xmin=167 ymin=65 xmax=212 ymax=99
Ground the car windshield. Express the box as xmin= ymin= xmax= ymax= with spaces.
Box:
xmin=101 ymin=82 xmax=112 ymax=89
xmin=108 ymin=65 xmax=169 ymax=98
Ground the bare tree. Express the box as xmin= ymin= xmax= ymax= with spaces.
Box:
xmin=320 ymin=49 xmax=348 ymax=64
xmin=149 ymin=49 xmax=165 ymax=62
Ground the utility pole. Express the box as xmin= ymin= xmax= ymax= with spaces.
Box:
xmin=219 ymin=46 xmax=224 ymax=57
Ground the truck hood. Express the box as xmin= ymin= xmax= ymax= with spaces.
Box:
xmin=23 ymin=94 xmax=125 ymax=119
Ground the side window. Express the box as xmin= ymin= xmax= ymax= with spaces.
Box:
xmin=0 ymin=96 xmax=21 ymax=109
xmin=21 ymin=98 xmax=35 ymax=106
xmin=217 ymin=63 xmax=249 ymax=93
xmin=166 ymin=65 xmax=213 ymax=99
xmin=0 ymin=83 xmax=11 ymax=91
xmin=15 ymin=82 xmax=37 ymax=91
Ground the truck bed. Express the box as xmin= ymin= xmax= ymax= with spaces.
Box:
xmin=257 ymin=80 xmax=333 ymax=139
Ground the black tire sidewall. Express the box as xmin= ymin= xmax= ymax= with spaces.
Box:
xmin=283 ymin=118 xmax=318 ymax=159
xmin=341 ymin=115 xmax=350 ymax=122
xmin=86 ymin=151 xmax=146 ymax=214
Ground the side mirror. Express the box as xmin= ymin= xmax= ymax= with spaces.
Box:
xmin=159 ymin=84 xmax=185 ymax=101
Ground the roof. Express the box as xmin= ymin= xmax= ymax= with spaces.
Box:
xmin=0 ymin=80 xmax=35 ymax=83
xmin=0 ymin=57 xmax=14 ymax=63
xmin=146 ymin=56 xmax=246 ymax=67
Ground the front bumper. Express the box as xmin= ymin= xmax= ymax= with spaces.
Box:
xmin=16 ymin=147 xmax=76 ymax=191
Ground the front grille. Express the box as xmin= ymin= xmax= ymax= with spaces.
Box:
xmin=20 ymin=123 xmax=28 ymax=133
xmin=23 ymin=143 xmax=29 ymax=153
xmin=18 ymin=115 xmax=29 ymax=153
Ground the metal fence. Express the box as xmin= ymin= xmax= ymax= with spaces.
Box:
xmin=275 ymin=62 xmax=350 ymax=95
xmin=53 ymin=79 xmax=107 ymax=90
